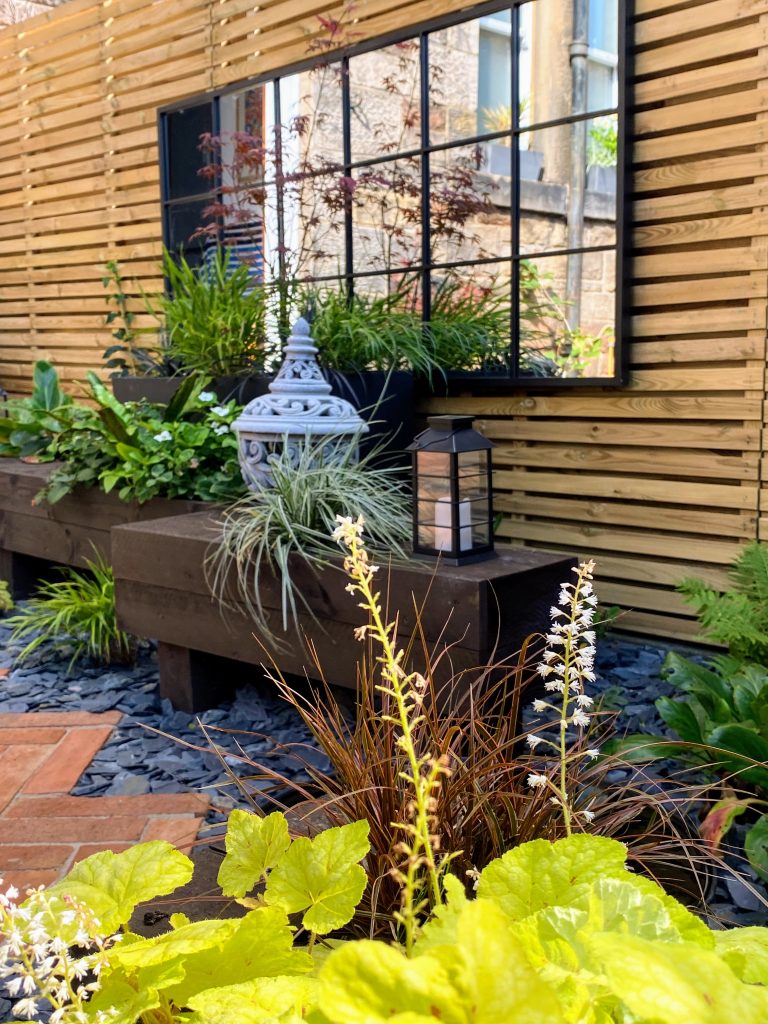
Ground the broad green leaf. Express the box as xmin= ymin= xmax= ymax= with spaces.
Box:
xmin=476 ymin=834 xmax=628 ymax=921
xmin=164 ymin=907 xmax=313 ymax=1006
xmin=745 ymin=815 xmax=768 ymax=880
xmin=218 ymin=810 xmax=291 ymax=898
xmin=602 ymin=734 xmax=687 ymax=762
xmin=319 ymin=901 xmax=561 ymax=1024
xmin=44 ymin=840 xmax=193 ymax=933
xmin=84 ymin=959 xmax=185 ymax=1023
xmin=624 ymin=874 xmax=713 ymax=948
xmin=164 ymin=372 xmax=207 ymax=421
xmin=265 ymin=820 xmax=369 ymax=935
xmin=317 ymin=941 xmax=465 ymax=1024
xmin=188 ymin=976 xmax=318 ymax=1024
xmin=416 ymin=873 xmax=468 ymax=954
xmin=705 ymin=725 xmax=768 ymax=789
xmin=445 ymin=900 xmax=562 ymax=1024
xmin=32 ymin=360 xmax=67 ymax=411
xmin=715 ymin=927 xmax=768 ymax=985
xmin=590 ymin=932 xmax=768 ymax=1024
xmin=113 ymin=917 xmax=238 ymax=970
xmin=656 ymin=696 xmax=706 ymax=745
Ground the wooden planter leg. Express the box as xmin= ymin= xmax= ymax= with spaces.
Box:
xmin=157 ymin=642 xmax=244 ymax=713
xmin=0 ymin=549 xmax=57 ymax=600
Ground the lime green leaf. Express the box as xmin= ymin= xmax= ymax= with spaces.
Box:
xmin=590 ymin=932 xmax=768 ymax=1024
xmin=622 ymin=874 xmax=714 ymax=948
xmin=44 ymin=840 xmax=193 ymax=933
xmin=218 ymin=810 xmax=291 ymax=898
xmin=319 ymin=901 xmax=561 ymax=1024
xmin=113 ymin=917 xmax=239 ymax=970
xmin=477 ymin=834 xmax=628 ymax=920
xmin=415 ymin=873 xmax=468 ymax=954
xmin=715 ymin=927 xmax=768 ymax=985
xmin=188 ymin=976 xmax=319 ymax=1024
xmin=317 ymin=941 xmax=464 ymax=1024
xmin=85 ymin=959 xmax=185 ymax=1023
xmin=265 ymin=820 xmax=369 ymax=935
xmin=165 ymin=907 xmax=313 ymax=1006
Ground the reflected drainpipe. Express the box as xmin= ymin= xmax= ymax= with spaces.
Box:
xmin=566 ymin=0 xmax=589 ymax=334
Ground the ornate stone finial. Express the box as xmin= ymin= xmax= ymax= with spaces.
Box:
xmin=232 ymin=317 xmax=368 ymax=490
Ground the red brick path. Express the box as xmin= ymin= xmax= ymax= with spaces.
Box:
xmin=0 ymin=711 xmax=208 ymax=891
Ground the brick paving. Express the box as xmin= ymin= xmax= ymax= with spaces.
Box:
xmin=0 ymin=711 xmax=208 ymax=891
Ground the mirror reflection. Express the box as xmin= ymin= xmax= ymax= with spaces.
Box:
xmin=162 ymin=0 xmax=621 ymax=381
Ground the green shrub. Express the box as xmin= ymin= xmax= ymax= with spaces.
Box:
xmin=0 ymin=579 xmax=13 ymax=613
xmin=0 ymin=360 xmax=78 ymax=458
xmin=6 ymin=554 xmax=134 ymax=670
xmin=39 ymin=372 xmax=245 ymax=505
xmin=151 ymin=247 xmax=272 ymax=376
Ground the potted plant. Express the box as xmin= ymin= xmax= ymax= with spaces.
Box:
xmin=304 ymin=283 xmax=430 ymax=466
xmin=108 ymin=248 xmax=275 ymax=406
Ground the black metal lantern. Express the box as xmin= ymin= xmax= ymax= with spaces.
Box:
xmin=406 ymin=414 xmax=495 ymax=565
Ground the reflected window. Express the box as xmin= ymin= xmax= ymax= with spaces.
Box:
xmin=159 ymin=0 xmax=626 ymax=383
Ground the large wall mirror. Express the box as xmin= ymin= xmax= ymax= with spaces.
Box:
xmin=160 ymin=0 xmax=626 ymax=384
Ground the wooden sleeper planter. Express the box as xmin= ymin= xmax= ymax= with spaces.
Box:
xmin=0 ymin=460 xmax=210 ymax=598
xmin=111 ymin=509 xmax=576 ymax=711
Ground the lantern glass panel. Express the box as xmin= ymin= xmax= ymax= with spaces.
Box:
xmin=472 ymin=522 xmax=491 ymax=546
xmin=417 ymin=451 xmax=451 ymax=476
xmin=459 ymin=473 xmax=489 ymax=500
xmin=457 ymin=451 xmax=487 ymax=475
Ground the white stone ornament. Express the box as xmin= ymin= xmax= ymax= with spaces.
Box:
xmin=232 ymin=316 xmax=368 ymax=490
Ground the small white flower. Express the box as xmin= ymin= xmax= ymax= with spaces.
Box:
xmin=212 ymin=423 xmax=229 ymax=435
xmin=572 ymin=709 xmax=590 ymax=728
xmin=13 ymin=997 xmax=39 ymax=1019
xmin=544 ymin=679 xmax=565 ymax=693
xmin=152 ymin=429 xmax=173 ymax=443
xmin=581 ymin=808 xmax=595 ymax=822
xmin=585 ymin=748 xmax=600 ymax=759
xmin=527 ymin=773 xmax=549 ymax=789
xmin=549 ymin=796 xmax=561 ymax=806
xmin=198 ymin=391 xmax=215 ymax=403
xmin=210 ymin=405 xmax=230 ymax=417
xmin=532 ymin=698 xmax=547 ymax=713
xmin=537 ymin=664 xmax=554 ymax=678
xmin=527 ymin=735 xmax=542 ymax=750
xmin=576 ymin=694 xmax=594 ymax=707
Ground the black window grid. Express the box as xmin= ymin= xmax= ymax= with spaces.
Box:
xmin=158 ymin=0 xmax=630 ymax=387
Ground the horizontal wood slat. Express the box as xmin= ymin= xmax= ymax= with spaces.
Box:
xmin=1 ymin=0 xmax=766 ymax=643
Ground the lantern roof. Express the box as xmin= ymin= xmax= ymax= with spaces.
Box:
xmin=407 ymin=414 xmax=495 ymax=454
xmin=232 ymin=317 xmax=369 ymax=438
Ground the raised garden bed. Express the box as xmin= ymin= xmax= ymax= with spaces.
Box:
xmin=111 ymin=509 xmax=575 ymax=710
xmin=0 ymin=460 xmax=210 ymax=597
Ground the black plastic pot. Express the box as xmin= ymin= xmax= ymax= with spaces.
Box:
xmin=111 ymin=373 xmax=271 ymax=407
xmin=323 ymin=369 xmax=415 ymax=469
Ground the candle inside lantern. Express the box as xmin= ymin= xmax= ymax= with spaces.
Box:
xmin=434 ymin=496 xmax=472 ymax=552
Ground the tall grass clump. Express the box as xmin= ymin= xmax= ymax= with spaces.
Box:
xmin=207 ymin=435 xmax=411 ymax=645
xmin=6 ymin=554 xmax=134 ymax=670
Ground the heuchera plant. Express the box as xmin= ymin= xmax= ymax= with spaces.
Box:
xmin=4 ymin=527 xmax=768 ymax=1023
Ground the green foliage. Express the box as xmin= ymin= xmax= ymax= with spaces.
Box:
xmin=588 ymin=116 xmax=618 ymax=168
xmin=151 ymin=247 xmax=272 ymax=376
xmin=5 ymin=552 xmax=135 ymax=670
xmin=0 ymin=579 xmax=13 ymax=613
xmin=306 ymin=284 xmax=433 ymax=375
xmin=0 ymin=360 xmax=77 ymax=458
xmin=208 ymin=435 xmax=411 ymax=641
xmin=13 ymin=824 xmax=768 ymax=1024
xmin=679 ymin=542 xmax=768 ymax=662
xmin=39 ymin=372 xmax=245 ymax=505
xmin=102 ymin=259 xmax=167 ymax=378
xmin=428 ymin=276 xmax=511 ymax=372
